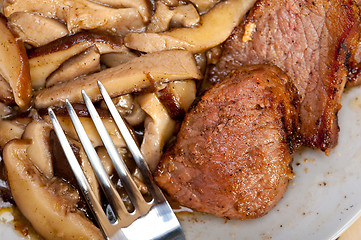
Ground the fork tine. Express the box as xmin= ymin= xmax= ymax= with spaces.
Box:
xmin=48 ymin=108 xmax=111 ymax=235
xmin=81 ymin=91 xmax=150 ymax=216
xmin=97 ymin=81 xmax=165 ymax=201
xmin=50 ymin=93 xmax=185 ymax=240
xmin=97 ymin=83 xmax=186 ymax=239
xmin=64 ymin=99 xmax=134 ymax=226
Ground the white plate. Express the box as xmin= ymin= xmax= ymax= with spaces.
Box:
xmin=1 ymin=85 xmax=361 ymax=240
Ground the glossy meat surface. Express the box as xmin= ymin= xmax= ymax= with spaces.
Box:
xmin=209 ymin=0 xmax=361 ymax=150
xmin=155 ymin=65 xmax=299 ymax=219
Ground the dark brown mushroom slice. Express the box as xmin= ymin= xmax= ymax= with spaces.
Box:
xmin=46 ymin=45 xmax=101 ymax=87
xmin=157 ymin=80 xmax=197 ymax=120
xmin=157 ymin=85 xmax=186 ymax=120
xmin=28 ymin=31 xmax=129 ymax=89
xmin=40 ymin=103 xmax=111 ymax=118
xmin=28 ymin=32 xmax=125 ymax=59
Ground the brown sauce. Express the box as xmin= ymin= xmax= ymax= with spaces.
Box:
xmin=0 ymin=207 xmax=43 ymax=239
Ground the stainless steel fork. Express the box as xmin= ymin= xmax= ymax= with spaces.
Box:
xmin=48 ymin=81 xmax=185 ymax=240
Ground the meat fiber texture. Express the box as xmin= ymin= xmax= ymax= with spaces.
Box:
xmin=209 ymin=0 xmax=361 ymax=150
xmin=155 ymin=65 xmax=299 ymax=219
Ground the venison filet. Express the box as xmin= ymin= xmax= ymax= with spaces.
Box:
xmin=155 ymin=65 xmax=299 ymax=219
xmin=209 ymin=0 xmax=361 ymax=150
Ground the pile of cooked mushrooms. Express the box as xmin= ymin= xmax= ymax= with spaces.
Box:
xmin=0 ymin=0 xmax=256 ymax=239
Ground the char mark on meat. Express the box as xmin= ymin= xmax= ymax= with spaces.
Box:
xmin=209 ymin=0 xmax=361 ymax=150
xmin=155 ymin=65 xmax=299 ymax=219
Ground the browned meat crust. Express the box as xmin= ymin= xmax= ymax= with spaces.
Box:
xmin=208 ymin=0 xmax=361 ymax=150
xmin=155 ymin=65 xmax=299 ymax=219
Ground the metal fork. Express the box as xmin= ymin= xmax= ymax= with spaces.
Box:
xmin=48 ymin=81 xmax=185 ymax=240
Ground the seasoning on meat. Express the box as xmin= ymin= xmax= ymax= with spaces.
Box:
xmin=155 ymin=65 xmax=299 ymax=219
xmin=209 ymin=0 xmax=361 ymax=150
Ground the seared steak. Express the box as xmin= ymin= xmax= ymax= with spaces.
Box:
xmin=155 ymin=65 xmax=299 ymax=219
xmin=209 ymin=0 xmax=361 ymax=150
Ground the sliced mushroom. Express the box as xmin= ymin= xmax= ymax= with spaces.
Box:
xmin=138 ymin=93 xmax=176 ymax=171
xmin=7 ymin=12 xmax=69 ymax=47
xmin=104 ymin=94 xmax=134 ymax=117
xmin=158 ymin=80 xmax=196 ymax=119
xmin=0 ymin=74 xmax=14 ymax=104
xmin=4 ymin=0 xmax=145 ymax=34
xmin=91 ymin=0 xmax=152 ymax=22
xmin=124 ymin=0 xmax=257 ymax=53
xmin=46 ymin=45 xmax=101 ymax=88
xmin=0 ymin=0 xmax=4 ymax=15
xmin=132 ymin=169 xmax=148 ymax=194
xmin=71 ymin=139 xmax=101 ymax=202
xmin=188 ymin=0 xmax=219 ymax=14
xmin=156 ymin=84 xmax=184 ymax=119
xmin=22 ymin=120 xmax=53 ymax=178
xmin=170 ymin=3 xmax=200 ymax=28
xmin=28 ymin=32 xmax=127 ymax=89
xmin=0 ymin=15 xmax=32 ymax=109
xmin=50 ymin=131 xmax=100 ymax=204
xmin=169 ymin=80 xmax=197 ymax=110
xmin=123 ymin=98 xmax=147 ymax=126
xmin=3 ymin=0 xmax=64 ymax=19
xmin=43 ymin=115 xmax=126 ymax=148
xmin=147 ymin=2 xmax=199 ymax=33
xmin=28 ymin=32 xmax=126 ymax=59
xmin=110 ymin=94 xmax=147 ymax=126
xmin=0 ymin=102 xmax=12 ymax=118
xmin=100 ymin=94 xmax=147 ymax=126
xmin=35 ymin=50 xmax=202 ymax=108
xmin=96 ymin=146 xmax=115 ymax=175
xmin=96 ymin=146 xmax=139 ymax=177
xmin=66 ymin=1 xmax=145 ymax=35
xmin=2 ymin=139 xmax=103 ymax=240
xmin=100 ymin=51 xmax=138 ymax=67
xmin=159 ymin=0 xmax=182 ymax=7
xmin=146 ymin=1 xmax=174 ymax=33
xmin=0 ymin=117 xmax=31 ymax=149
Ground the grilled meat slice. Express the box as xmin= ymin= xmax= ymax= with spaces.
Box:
xmin=155 ymin=65 xmax=299 ymax=219
xmin=208 ymin=0 xmax=361 ymax=150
